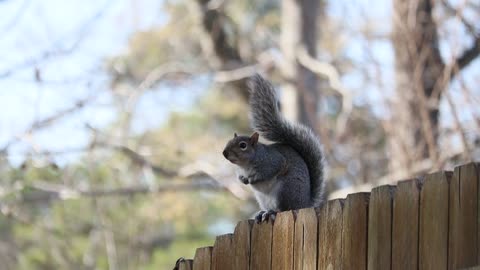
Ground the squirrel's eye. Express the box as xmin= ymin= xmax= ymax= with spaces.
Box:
xmin=239 ymin=142 xmax=247 ymax=150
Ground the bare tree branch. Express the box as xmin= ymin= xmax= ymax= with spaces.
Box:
xmin=0 ymin=0 xmax=31 ymax=37
xmin=444 ymin=90 xmax=473 ymax=161
xmin=0 ymin=94 xmax=97 ymax=153
xmin=440 ymin=0 xmax=480 ymax=77
xmin=296 ymin=46 xmax=353 ymax=134
xmin=4 ymin=179 xmax=225 ymax=204
xmin=95 ymin=141 xmax=177 ymax=178
xmin=0 ymin=0 xmax=113 ymax=79
xmin=455 ymin=38 xmax=480 ymax=72
xmin=196 ymin=0 xmax=242 ymax=67
xmin=195 ymin=0 xmax=250 ymax=99
xmin=441 ymin=0 xmax=478 ymax=37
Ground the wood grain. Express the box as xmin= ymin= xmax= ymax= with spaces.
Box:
xmin=178 ymin=259 xmax=193 ymax=270
xmin=272 ymin=211 xmax=295 ymax=270
xmin=250 ymin=219 xmax=273 ymax=270
xmin=293 ymin=208 xmax=318 ymax=270
xmin=449 ymin=168 xmax=460 ymax=270
xmin=368 ymin=185 xmax=395 ymax=270
xmin=317 ymin=204 xmax=327 ymax=270
xmin=450 ymin=163 xmax=479 ymax=269
xmin=419 ymin=171 xmax=449 ymax=270
xmin=392 ymin=179 xmax=420 ymax=270
xmin=211 ymin=234 xmax=234 ymax=270
xmin=193 ymin=247 xmax=212 ymax=270
xmin=318 ymin=199 xmax=344 ymax=270
xmin=459 ymin=163 xmax=479 ymax=267
xmin=342 ymin=192 xmax=370 ymax=270
xmin=234 ymin=220 xmax=254 ymax=270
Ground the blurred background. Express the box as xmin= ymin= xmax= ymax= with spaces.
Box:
xmin=0 ymin=0 xmax=479 ymax=269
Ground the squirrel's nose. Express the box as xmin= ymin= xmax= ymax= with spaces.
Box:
xmin=222 ymin=150 xmax=228 ymax=159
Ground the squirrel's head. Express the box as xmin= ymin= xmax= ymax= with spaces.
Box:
xmin=222 ymin=132 xmax=259 ymax=166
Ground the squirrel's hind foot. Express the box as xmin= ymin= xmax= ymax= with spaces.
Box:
xmin=254 ymin=210 xmax=277 ymax=223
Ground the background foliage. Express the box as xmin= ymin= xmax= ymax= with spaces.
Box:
xmin=0 ymin=0 xmax=479 ymax=269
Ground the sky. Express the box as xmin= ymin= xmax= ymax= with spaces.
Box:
xmin=0 ymin=0 xmax=478 ymax=166
xmin=0 ymin=0 xmax=173 ymax=165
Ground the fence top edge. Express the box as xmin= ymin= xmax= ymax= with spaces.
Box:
xmin=214 ymin=233 xmax=234 ymax=242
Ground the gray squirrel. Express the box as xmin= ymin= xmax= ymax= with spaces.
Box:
xmin=222 ymin=74 xmax=325 ymax=222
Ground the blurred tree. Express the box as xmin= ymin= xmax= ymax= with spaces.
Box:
xmin=0 ymin=0 xmax=479 ymax=269
xmin=391 ymin=0 xmax=480 ymax=174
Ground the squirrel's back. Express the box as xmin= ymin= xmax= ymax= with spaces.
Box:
xmin=248 ymin=74 xmax=325 ymax=207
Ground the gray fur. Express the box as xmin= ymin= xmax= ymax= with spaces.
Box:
xmin=237 ymin=144 xmax=312 ymax=211
xmin=247 ymin=74 xmax=325 ymax=208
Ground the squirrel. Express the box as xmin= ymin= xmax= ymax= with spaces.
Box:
xmin=222 ymin=74 xmax=325 ymax=223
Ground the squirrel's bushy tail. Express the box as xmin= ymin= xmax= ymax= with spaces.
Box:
xmin=248 ymin=74 xmax=325 ymax=207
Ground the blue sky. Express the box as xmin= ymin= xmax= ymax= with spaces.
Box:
xmin=0 ymin=0 xmax=167 ymax=164
xmin=0 ymin=0 xmax=478 ymax=165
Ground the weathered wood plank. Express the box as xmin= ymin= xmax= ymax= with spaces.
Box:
xmin=211 ymin=234 xmax=234 ymax=270
xmin=419 ymin=171 xmax=449 ymax=270
xmin=460 ymin=266 xmax=480 ymax=270
xmin=317 ymin=203 xmax=328 ymax=270
xmin=449 ymin=168 xmax=460 ymax=270
xmin=178 ymin=259 xmax=193 ymax=270
xmin=294 ymin=208 xmax=318 ymax=270
xmin=318 ymin=199 xmax=344 ymax=270
xmin=368 ymin=185 xmax=395 ymax=270
xmin=250 ymin=219 xmax=273 ymax=270
xmin=193 ymin=247 xmax=212 ymax=270
xmin=477 ymin=162 xmax=480 ymax=264
xmin=272 ymin=211 xmax=295 ymax=270
xmin=342 ymin=192 xmax=370 ymax=270
xmin=459 ymin=163 xmax=479 ymax=267
xmin=392 ymin=179 xmax=420 ymax=270
xmin=234 ymin=220 xmax=253 ymax=270
xmin=450 ymin=163 xmax=479 ymax=269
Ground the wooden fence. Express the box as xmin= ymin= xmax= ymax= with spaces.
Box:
xmin=174 ymin=163 xmax=479 ymax=270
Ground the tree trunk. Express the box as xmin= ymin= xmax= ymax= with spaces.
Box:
xmin=280 ymin=0 xmax=321 ymax=128
xmin=391 ymin=0 xmax=445 ymax=173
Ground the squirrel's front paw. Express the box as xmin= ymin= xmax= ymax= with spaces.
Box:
xmin=254 ymin=210 xmax=277 ymax=223
xmin=247 ymin=173 xmax=261 ymax=184
xmin=238 ymin=175 xmax=249 ymax=185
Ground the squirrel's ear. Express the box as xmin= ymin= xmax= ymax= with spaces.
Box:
xmin=234 ymin=132 xmax=238 ymax=138
xmin=250 ymin=132 xmax=259 ymax=145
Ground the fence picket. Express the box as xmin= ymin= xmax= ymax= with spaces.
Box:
xmin=174 ymin=163 xmax=480 ymax=270
xmin=293 ymin=208 xmax=318 ymax=270
xmin=342 ymin=193 xmax=370 ymax=270
xmin=250 ymin=219 xmax=273 ymax=270
xmin=272 ymin=211 xmax=295 ymax=270
xmin=451 ymin=163 xmax=479 ymax=269
xmin=177 ymin=259 xmax=193 ymax=270
xmin=419 ymin=171 xmax=449 ymax=270
xmin=234 ymin=220 xmax=254 ymax=270
xmin=368 ymin=185 xmax=395 ymax=270
xmin=211 ymin=234 xmax=234 ymax=270
xmin=318 ymin=199 xmax=344 ymax=270
xmin=193 ymin=247 xmax=212 ymax=270
xmin=392 ymin=179 xmax=420 ymax=270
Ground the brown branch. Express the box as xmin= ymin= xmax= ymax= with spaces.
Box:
xmin=12 ymin=179 xmax=225 ymax=204
xmin=0 ymin=95 xmax=97 ymax=153
xmin=197 ymin=0 xmax=242 ymax=67
xmin=84 ymin=123 xmax=177 ymax=178
xmin=97 ymin=142 xmax=177 ymax=177
xmin=441 ymin=0 xmax=478 ymax=37
xmin=444 ymin=90 xmax=473 ymax=161
xmin=195 ymin=0 xmax=250 ymax=99
xmin=296 ymin=46 xmax=353 ymax=134
xmin=440 ymin=0 xmax=480 ymax=77
xmin=454 ymin=38 xmax=480 ymax=72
